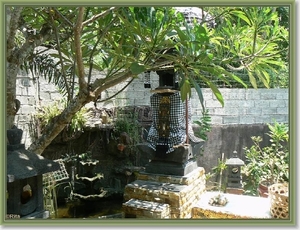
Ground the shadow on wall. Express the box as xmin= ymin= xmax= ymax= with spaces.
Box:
xmin=197 ymin=123 xmax=270 ymax=175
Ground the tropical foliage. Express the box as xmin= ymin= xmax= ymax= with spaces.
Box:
xmin=202 ymin=6 xmax=289 ymax=88
xmin=6 ymin=6 xmax=290 ymax=155
xmin=242 ymin=121 xmax=289 ymax=196
xmin=193 ymin=109 xmax=212 ymax=141
xmin=34 ymin=100 xmax=91 ymax=135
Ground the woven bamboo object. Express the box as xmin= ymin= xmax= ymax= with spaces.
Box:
xmin=268 ymin=183 xmax=289 ymax=219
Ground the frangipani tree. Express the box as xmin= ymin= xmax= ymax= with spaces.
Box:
xmin=206 ymin=7 xmax=289 ymax=88
xmin=6 ymin=6 xmax=289 ymax=155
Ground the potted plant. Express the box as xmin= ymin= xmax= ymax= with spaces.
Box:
xmin=242 ymin=121 xmax=289 ymax=197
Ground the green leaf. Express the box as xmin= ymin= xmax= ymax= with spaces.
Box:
xmin=211 ymin=88 xmax=224 ymax=107
xmin=130 ymin=62 xmax=146 ymax=75
xmin=231 ymin=10 xmax=252 ymax=26
xmin=197 ymin=53 xmax=213 ymax=65
xmin=215 ymin=66 xmax=247 ymax=88
xmin=180 ymin=79 xmax=191 ymax=101
xmin=206 ymin=81 xmax=224 ymax=107
xmin=175 ymin=27 xmax=188 ymax=42
xmin=256 ymin=68 xmax=270 ymax=88
xmin=248 ymin=71 xmax=258 ymax=89
xmin=189 ymin=76 xmax=205 ymax=111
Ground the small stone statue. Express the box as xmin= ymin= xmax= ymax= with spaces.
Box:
xmin=208 ymin=193 xmax=228 ymax=207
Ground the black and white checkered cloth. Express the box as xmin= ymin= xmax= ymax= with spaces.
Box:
xmin=147 ymin=92 xmax=194 ymax=153
xmin=174 ymin=7 xmax=216 ymax=28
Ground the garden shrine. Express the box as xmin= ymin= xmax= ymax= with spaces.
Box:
xmin=121 ymin=61 xmax=274 ymax=220
xmin=122 ymin=66 xmax=207 ymax=218
xmin=121 ymin=7 xmax=280 ymax=219
xmin=6 ymin=7 xmax=288 ymax=221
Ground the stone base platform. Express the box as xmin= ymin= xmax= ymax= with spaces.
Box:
xmin=122 ymin=199 xmax=170 ymax=218
xmin=123 ymin=167 xmax=206 ymax=219
xmin=145 ymin=160 xmax=198 ymax=176
xmin=191 ymin=191 xmax=272 ymax=219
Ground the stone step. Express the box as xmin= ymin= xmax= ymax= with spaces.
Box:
xmin=122 ymin=198 xmax=170 ymax=218
xmin=137 ymin=167 xmax=205 ymax=186
xmin=123 ymin=179 xmax=187 ymax=204
xmin=123 ymin=167 xmax=206 ymax=218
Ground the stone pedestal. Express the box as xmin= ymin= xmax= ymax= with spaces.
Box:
xmin=123 ymin=167 xmax=206 ymax=219
xmin=145 ymin=160 xmax=198 ymax=176
xmin=144 ymin=144 xmax=198 ymax=176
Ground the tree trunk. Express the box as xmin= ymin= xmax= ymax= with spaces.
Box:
xmin=6 ymin=62 xmax=19 ymax=129
xmin=6 ymin=6 xmax=52 ymax=147
xmin=28 ymin=91 xmax=93 ymax=155
xmin=6 ymin=7 xmax=23 ymax=129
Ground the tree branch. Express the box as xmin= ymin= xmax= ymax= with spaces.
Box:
xmin=52 ymin=7 xmax=74 ymax=27
xmin=87 ymin=17 xmax=119 ymax=85
xmin=49 ymin=7 xmax=71 ymax=101
xmin=74 ymin=7 xmax=88 ymax=93
xmin=92 ymin=70 xmax=133 ymax=97
xmin=97 ymin=78 xmax=134 ymax=103
xmin=82 ymin=7 xmax=119 ymax=27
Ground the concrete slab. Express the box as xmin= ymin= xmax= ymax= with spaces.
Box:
xmin=191 ymin=191 xmax=272 ymax=219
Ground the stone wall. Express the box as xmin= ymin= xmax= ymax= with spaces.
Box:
xmin=15 ymin=71 xmax=289 ymax=148
xmin=94 ymin=72 xmax=289 ymax=125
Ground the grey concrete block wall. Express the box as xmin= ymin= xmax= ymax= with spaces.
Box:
xmin=200 ymin=88 xmax=288 ymax=125
xmin=99 ymin=74 xmax=288 ymax=125
xmin=14 ymin=71 xmax=289 ymax=148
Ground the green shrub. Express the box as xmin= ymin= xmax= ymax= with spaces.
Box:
xmin=242 ymin=121 xmax=289 ymax=195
